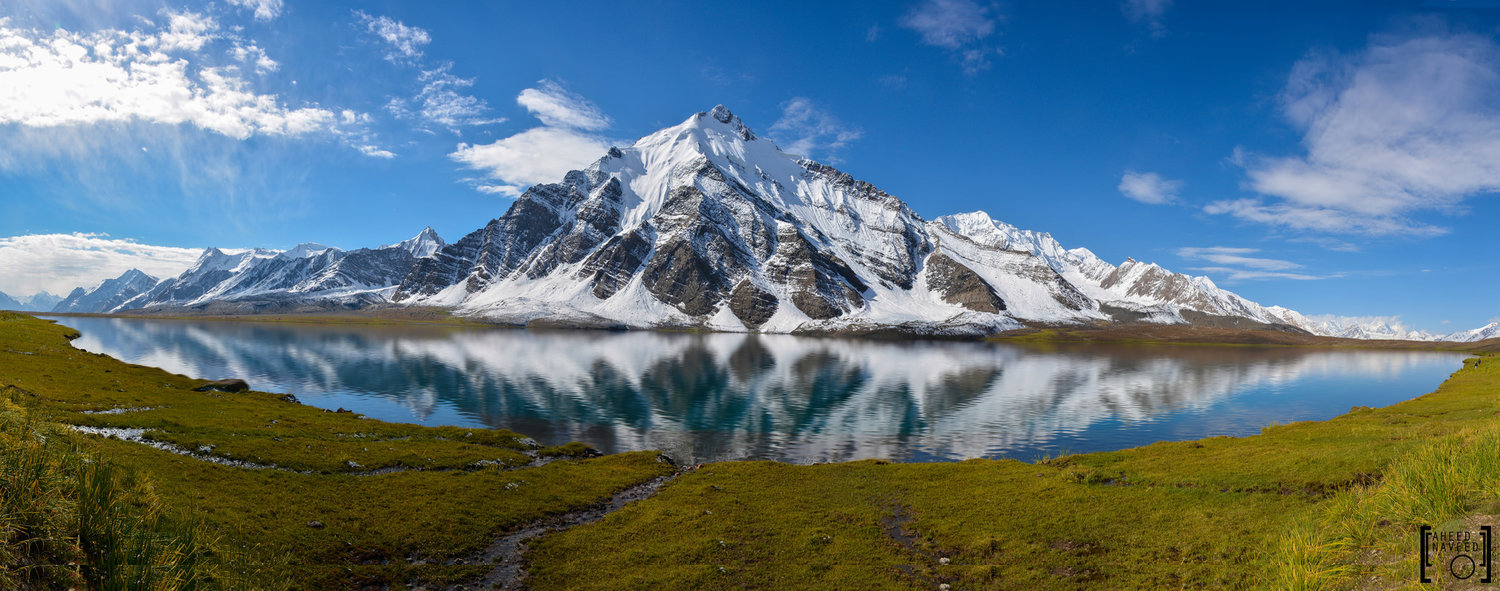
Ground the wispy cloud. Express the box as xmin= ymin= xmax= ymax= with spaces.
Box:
xmin=226 ymin=0 xmax=283 ymax=22
xmin=769 ymin=97 xmax=863 ymax=162
xmin=899 ymin=0 xmax=1001 ymax=74
xmin=355 ymin=11 xmax=430 ymax=63
xmin=1212 ymin=30 xmax=1500 ymax=237
xmin=360 ymin=12 xmax=498 ymax=132
xmin=1122 ymin=0 xmax=1172 ymax=38
xmin=450 ymin=81 xmax=614 ymax=196
xmin=229 ymin=42 xmax=278 ymax=73
xmin=1117 ymin=170 xmax=1182 ymax=204
xmin=1178 ymin=246 xmax=1325 ymax=281
xmin=1176 ymin=247 xmax=1301 ymax=271
xmin=0 ymin=233 xmax=207 ymax=296
xmin=386 ymin=64 xmax=503 ymax=130
xmin=515 ymin=81 xmax=612 ymax=130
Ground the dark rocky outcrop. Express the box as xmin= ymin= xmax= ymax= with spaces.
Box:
xmin=578 ymin=229 xmax=653 ymax=300
xmin=729 ymin=281 xmax=778 ymax=328
xmin=766 ymin=228 xmax=866 ymax=320
xmin=924 ymin=252 xmax=1006 ymax=313
xmin=193 ymin=379 xmax=249 ymax=393
xmin=641 ymin=239 xmax=727 ymax=317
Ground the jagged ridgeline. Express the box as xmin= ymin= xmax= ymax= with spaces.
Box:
xmin=49 ymin=106 xmax=1425 ymax=338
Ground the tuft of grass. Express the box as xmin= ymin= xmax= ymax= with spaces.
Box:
xmin=1269 ymin=425 xmax=1500 ymax=588
xmin=0 ymin=397 xmax=224 ymax=590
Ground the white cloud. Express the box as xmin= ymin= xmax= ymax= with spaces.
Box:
xmin=387 ymin=64 xmax=502 ymax=130
xmin=227 ymin=0 xmax=284 ymax=21
xmin=0 ymin=233 xmax=206 ymax=296
xmin=1190 ymin=267 xmax=1323 ymax=281
xmin=1122 ymin=0 xmax=1172 ymax=37
xmin=451 ymin=126 xmax=611 ymax=189
xmin=900 ymin=0 xmax=994 ymax=49
xmin=0 ymin=13 xmax=340 ymax=141
xmin=1117 ymin=170 xmax=1181 ymax=204
xmin=474 ymin=184 xmax=523 ymax=197
xmin=356 ymin=144 xmax=396 ymax=159
xmin=516 ymin=81 xmax=611 ymax=130
xmin=361 ymin=14 xmax=498 ymax=132
xmin=158 ymin=10 xmax=217 ymax=51
xmin=899 ymin=0 xmax=1000 ymax=74
xmin=1176 ymin=247 xmax=1302 ymax=271
xmin=1217 ymin=31 xmax=1500 ymax=236
xmin=230 ymin=42 xmax=278 ymax=73
xmin=769 ymin=97 xmax=863 ymax=161
xmin=417 ymin=65 xmax=499 ymax=128
xmin=449 ymin=82 xmax=615 ymax=194
xmin=1204 ymin=198 xmax=1447 ymax=236
xmin=356 ymin=11 xmax=430 ymax=63
xmin=1177 ymin=246 xmax=1323 ymax=281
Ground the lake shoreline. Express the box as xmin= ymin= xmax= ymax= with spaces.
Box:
xmin=32 ymin=307 xmax=1500 ymax=352
xmin=3 ymin=311 xmax=1497 ymax=588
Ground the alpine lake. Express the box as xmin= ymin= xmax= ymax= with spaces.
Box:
xmin=62 ymin=315 xmax=1468 ymax=465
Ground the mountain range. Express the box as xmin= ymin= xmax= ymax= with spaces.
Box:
xmin=0 ymin=290 xmax=61 ymax=312
xmin=34 ymin=106 xmax=1491 ymax=342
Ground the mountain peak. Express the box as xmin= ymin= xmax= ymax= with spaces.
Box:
xmin=387 ymin=227 xmax=446 ymax=258
xmin=709 ymin=104 xmax=736 ymax=124
xmin=696 ymin=104 xmax=756 ymax=141
xmin=282 ymin=243 xmax=336 ymax=259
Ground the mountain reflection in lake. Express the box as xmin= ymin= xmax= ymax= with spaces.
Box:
xmin=63 ymin=317 xmax=1467 ymax=464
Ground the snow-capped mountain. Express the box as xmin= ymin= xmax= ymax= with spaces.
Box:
xmin=1279 ymin=315 xmax=1444 ymax=341
xmin=385 ymin=227 xmax=445 ymax=258
xmin=0 ymin=291 xmax=59 ymax=311
xmin=118 ymin=230 xmax=437 ymax=312
xmin=42 ymin=228 xmax=440 ymax=314
xmin=52 ymin=270 xmax=159 ymax=314
xmin=932 ymin=212 xmax=1298 ymax=328
xmin=1443 ymin=322 xmax=1500 ymax=343
xmin=389 ymin=106 xmax=1312 ymax=335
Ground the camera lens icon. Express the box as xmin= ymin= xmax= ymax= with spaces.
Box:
xmin=1452 ymin=554 xmax=1477 ymax=580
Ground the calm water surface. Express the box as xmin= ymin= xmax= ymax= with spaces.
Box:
xmin=61 ymin=317 xmax=1468 ymax=464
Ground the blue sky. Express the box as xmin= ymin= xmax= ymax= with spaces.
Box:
xmin=1 ymin=0 xmax=1499 ymax=332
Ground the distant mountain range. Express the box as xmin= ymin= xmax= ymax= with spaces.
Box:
xmin=0 ymin=290 xmax=61 ymax=312
xmin=29 ymin=106 xmax=1493 ymax=342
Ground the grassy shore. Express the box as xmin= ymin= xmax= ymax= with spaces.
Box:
xmin=3 ymin=311 xmax=1497 ymax=589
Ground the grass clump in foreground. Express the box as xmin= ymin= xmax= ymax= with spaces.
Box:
xmin=0 ymin=313 xmax=674 ymax=588
xmin=0 ymin=396 xmax=239 ymax=590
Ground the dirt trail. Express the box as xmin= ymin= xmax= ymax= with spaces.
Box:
xmin=446 ymin=458 xmax=686 ymax=591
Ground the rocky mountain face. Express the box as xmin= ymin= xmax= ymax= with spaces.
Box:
xmin=52 ymin=269 xmax=159 ymax=314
